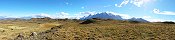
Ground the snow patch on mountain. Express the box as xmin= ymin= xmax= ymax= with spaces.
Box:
xmin=80 ymin=12 xmax=149 ymax=22
xmin=80 ymin=12 xmax=124 ymax=20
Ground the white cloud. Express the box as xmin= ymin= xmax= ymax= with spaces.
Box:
xmin=56 ymin=12 xmax=70 ymax=19
xmin=159 ymin=11 xmax=175 ymax=15
xmin=80 ymin=11 xmax=96 ymax=15
xmin=130 ymin=0 xmax=150 ymax=7
xmin=146 ymin=19 xmax=175 ymax=22
xmin=57 ymin=12 xmax=69 ymax=16
xmin=74 ymin=11 xmax=96 ymax=19
xmin=65 ymin=2 xmax=69 ymax=5
xmin=28 ymin=12 xmax=96 ymax=19
xmin=30 ymin=12 xmax=79 ymax=19
xmin=153 ymin=8 xmax=175 ymax=15
xmin=116 ymin=0 xmax=151 ymax=7
xmin=30 ymin=12 xmax=70 ymax=19
xmin=115 ymin=4 xmax=118 ymax=7
xmin=146 ymin=19 xmax=164 ymax=22
xmin=104 ymin=5 xmax=112 ymax=7
xmin=116 ymin=0 xmax=129 ymax=7
xmin=153 ymin=8 xmax=160 ymax=13
xmin=142 ymin=16 xmax=151 ymax=19
xmin=31 ymin=13 xmax=52 ymax=18
xmin=106 ymin=11 xmax=131 ymax=19
xmin=65 ymin=2 xmax=72 ymax=5
xmin=81 ymin=7 xmax=85 ymax=9
xmin=138 ymin=16 xmax=175 ymax=22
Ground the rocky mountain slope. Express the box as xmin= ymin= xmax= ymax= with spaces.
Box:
xmin=80 ymin=12 xmax=123 ymax=20
xmin=80 ymin=12 xmax=149 ymax=22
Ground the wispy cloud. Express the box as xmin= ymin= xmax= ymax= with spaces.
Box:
xmin=65 ymin=2 xmax=72 ymax=5
xmin=25 ymin=12 xmax=96 ymax=19
xmin=104 ymin=5 xmax=112 ymax=7
xmin=57 ymin=12 xmax=69 ymax=16
xmin=74 ymin=11 xmax=96 ymax=19
xmin=153 ymin=8 xmax=160 ymax=13
xmin=130 ymin=0 xmax=150 ymax=7
xmin=142 ymin=16 xmax=151 ymax=19
xmin=116 ymin=0 xmax=151 ymax=7
xmin=115 ymin=0 xmax=129 ymax=7
xmin=139 ymin=16 xmax=175 ymax=22
xmin=56 ymin=12 xmax=70 ymax=19
xmin=153 ymin=8 xmax=175 ymax=15
xmin=65 ymin=2 xmax=69 ymax=5
xmin=114 ymin=4 xmax=118 ymax=7
xmin=146 ymin=19 xmax=175 ymax=22
xmin=31 ymin=13 xmax=52 ymax=18
xmin=81 ymin=6 xmax=85 ymax=9
xmin=79 ymin=11 xmax=96 ymax=15
xmin=28 ymin=12 xmax=70 ymax=19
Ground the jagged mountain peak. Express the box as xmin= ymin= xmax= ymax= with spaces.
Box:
xmin=80 ymin=12 xmax=123 ymax=20
xmin=80 ymin=12 xmax=149 ymax=22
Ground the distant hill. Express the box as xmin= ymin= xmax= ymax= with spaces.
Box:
xmin=127 ymin=17 xmax=149 ymax=22
xmin=0 ymin=14 xmax=50 ymax=20
xmin=0 ymin=16 xmax=5 ymax=20
xmin=0 ymin=16 xmax=17 ymax=20
xmin=20 ymin=14 xmax=51 ymax=19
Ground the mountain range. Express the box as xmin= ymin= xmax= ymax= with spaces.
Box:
xmin=0 ymin=16 xmax=5 ymax=20
xmin=80 ymin=12 xmax=149 ymax=22
xmin=0 ymin=12 xmax=149 ymax=22
xmin=80 ymin=12 xmax=123 ymax=20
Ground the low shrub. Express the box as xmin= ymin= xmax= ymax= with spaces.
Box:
xmin=129 ymin=20 xmax=140 ymax=23
xmin=80 ymin=19 xmax=96 ymax=24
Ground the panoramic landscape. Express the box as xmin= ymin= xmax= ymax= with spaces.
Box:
xmin=0 ymin=0 xmax=175 ymax=40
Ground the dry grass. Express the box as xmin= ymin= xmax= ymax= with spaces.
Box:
xmin=0 ymin=20 xmax=175 ymax=40
xmin=0 ymin=20 xmax=61 ymax=40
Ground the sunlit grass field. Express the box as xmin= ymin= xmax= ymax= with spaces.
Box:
xmin=0 ymin=19 xmax=175 ymax=40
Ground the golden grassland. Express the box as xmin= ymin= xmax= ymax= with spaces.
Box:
xmin=0 ymin=19 xmax=175 ymax=40
xmin=0 ymin=20 xmax=61 ymax=40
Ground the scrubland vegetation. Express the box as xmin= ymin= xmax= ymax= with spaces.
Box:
xmin=0 ymin=18 xmax=175 ymax=40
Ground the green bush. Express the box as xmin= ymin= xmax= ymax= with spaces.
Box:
xmin=129 ymin=20 xmax=140 ymax=23
xmin=80 ymin=19 xmax=96 ymax=24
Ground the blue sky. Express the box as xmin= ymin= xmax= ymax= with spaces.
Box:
xmin=0 ymin=0 xmax=175 ymax=22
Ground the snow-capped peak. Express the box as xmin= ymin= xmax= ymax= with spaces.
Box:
xmin=80 ymin=12 xmax=149 ymax=22
xmin=80 ymin=12 xmax=123 ymax=20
